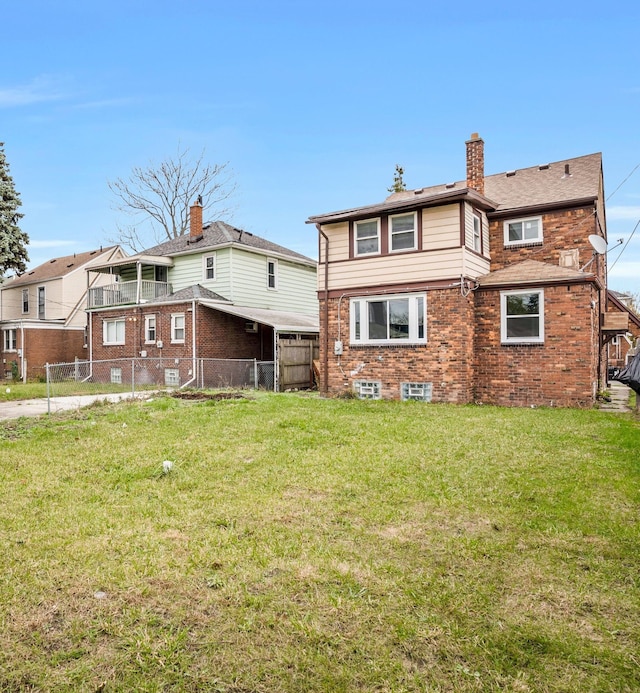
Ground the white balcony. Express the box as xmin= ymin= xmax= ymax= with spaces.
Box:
xmin=88 ymin=280 xmax=172 ymax=308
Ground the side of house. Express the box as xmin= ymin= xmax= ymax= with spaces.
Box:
xmin=0 ymin=246 xmax=126 ymax=380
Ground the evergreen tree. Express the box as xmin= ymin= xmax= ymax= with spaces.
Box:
xmin=387 ymin=164 xmax=407 ymax=193
xmin=0 ymin=142 xmax=29 ymax=276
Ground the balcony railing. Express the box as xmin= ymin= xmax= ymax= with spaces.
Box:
xmin=88 ymin=280 xmax=172 ymax=308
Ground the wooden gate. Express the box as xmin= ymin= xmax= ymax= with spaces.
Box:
xmin=278 ymin=338 xmax=319 ymax=390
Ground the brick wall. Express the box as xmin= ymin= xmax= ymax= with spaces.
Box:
xmin=90 ymin=304 xmax=268 ymax=362
xmin=319 ymin=288 xmax=475 ymax=402
xmin=488 ymin=206 xmax=606 ymax=286
xmin=474 ymin=282 xmax=600 ymax=407
xmin=1 ymin=327 xmax=86 ymax=381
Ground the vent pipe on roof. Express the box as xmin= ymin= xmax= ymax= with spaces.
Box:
xmin=562 ymin=164 xmax=572 ymax=179
xmin=465 ymin=133 xmax=485 ymax=196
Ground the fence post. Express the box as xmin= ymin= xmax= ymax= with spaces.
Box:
xmin=131 ymin=359 xmax=135 ymax=397
xmin=46 ymin=363 xmax=51 ymax=415
xmin=254 ymin=359 xmax=258 ymax=390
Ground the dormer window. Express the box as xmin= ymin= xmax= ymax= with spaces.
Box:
xmin=504 ymin=216 xmax=542 ymax=246
xmin=390 ymin=212 xmax=417 ymax=252
xmin=354 ymin=218 xmax=380 ymax=256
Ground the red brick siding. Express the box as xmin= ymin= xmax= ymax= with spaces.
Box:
xmin=488 ymin=206 xmax=606 ymax=286
xmin=319 ymin=288 xmax=475 ymax=402
xmin=474 ymin=282 xmax=600 ymax=407
xmin=90 ymin=304 xmax=270 ymax=362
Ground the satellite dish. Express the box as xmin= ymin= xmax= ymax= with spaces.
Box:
xmin=588 ymin=234 xmax=607 ymax=255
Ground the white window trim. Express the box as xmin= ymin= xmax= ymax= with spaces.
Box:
xmin=21 ymin=289 xmax=29 ymax=314
xmin=171 ymin=313 xmax=185 ymax=343
xmin=350 ymin=293 xmax=427 ymax=346
xmin=110 ymin=367 xmax=122 ymax=384
xmin=503 ymin=216 xmax=543 ymax=246
xmin=203 ymin=253 xmax=216 ymax=281
xmin=500 ymin=289 xmax=544 ymax=344
xmin=38 ymin=286 xmax=46 ymax=320
xmin=267 ymin=258 xmax=278 ymax=290
xmin=354 ymin=217 xmax=381 ymax=257
xmin=472 ymin=213 xmax=482 ymax=253
xmin=103 ymin=318 xmax=125 ymax=346
xmin=144 ymin=314 xmax=156 ymax=344
xmin=389 ymin=211 xmax=418 ymax=253
xmin=3 ymin=329 xmax=17 ymax=352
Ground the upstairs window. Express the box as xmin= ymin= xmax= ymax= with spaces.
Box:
xmin=501 ymin=290 xmax=544 ymax=343
xmin=354 ymin=218 xmax=380 ymax=256
xmin=38 ymin=286 xmax=45 ymax=320
xmin=203 ymin=254 xmax=216 ymax=280
xmin=390 ymin=212 xmax=417 ymax=252
xmin=22 ymin=289 xmax=29 ymax=314
xmin=267 ymin=258 xmax=278 ymax=289
xmin=504 ymin=216 xmax=542 ymax=246
xmin=472 ymin=213 xmax=482 ymax=253
xmin=351 ymin=293 xmax=426 ymax=345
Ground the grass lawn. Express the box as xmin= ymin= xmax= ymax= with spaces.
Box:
xmin=0 ymin=393 xmax=638 ymax=692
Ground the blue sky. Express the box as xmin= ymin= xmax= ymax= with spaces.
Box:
xmin=3 ymin=1 xmax=640 ymax=293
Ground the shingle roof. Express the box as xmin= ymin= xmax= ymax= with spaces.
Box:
xmin=146 ymin=284 xmax=229 ymax=305
xmin=309 ymin=152 xmax=602 ymax=223
xmin=142 ymin=221 xmax=315 ymax=265
xmin=7 ymin=247 xmax=120 ymax=287
xmin=476 ymin=259 xmax=595 ymax=288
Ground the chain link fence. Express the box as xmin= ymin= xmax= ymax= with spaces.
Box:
xmin=46 ymin=357 xmax=276 ymax=399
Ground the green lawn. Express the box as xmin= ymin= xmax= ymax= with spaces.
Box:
xmin=0 ymin=393 xmax=638 ymax=692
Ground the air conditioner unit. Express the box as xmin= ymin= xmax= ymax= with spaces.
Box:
xmin=245 ymin=321 xmax=258 ymax=333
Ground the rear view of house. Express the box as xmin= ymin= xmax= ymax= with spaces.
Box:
xmin=308 ymin=134 xmax=627 ymax=407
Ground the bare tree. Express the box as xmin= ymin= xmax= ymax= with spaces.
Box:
xmin=108 ymin=147 xmax=236 ymax=252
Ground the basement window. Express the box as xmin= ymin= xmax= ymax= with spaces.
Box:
xmin=401 ymin=382 xmax=433 ymax=402
xmin=354 ymin=380 xmax=381 ymax=399
xmin=164 ymin=368 xmax=180 ymax=386
xmin=110 ymin=367 xmax=122 ymax=384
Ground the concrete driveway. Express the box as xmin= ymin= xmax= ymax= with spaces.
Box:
xmin=0 ymin=392 xmax=146 ymax=421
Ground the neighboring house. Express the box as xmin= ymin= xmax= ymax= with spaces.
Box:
xmin=307 ymin=134 xmax=625 ymax=407
xmin=85 ymin=201 xmax=318 ymax=390
xmin=606 ymin=290 xmax=640 ymax=372
xmin=0 ymin=246 xmax=126 ymax=380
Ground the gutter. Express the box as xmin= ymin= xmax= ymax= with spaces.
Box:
xmin=316 ymin=224 xmax=329 ymax=394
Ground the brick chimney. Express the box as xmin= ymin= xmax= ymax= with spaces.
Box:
xmin=465 ymin=133 xmax=485 ymax=196
xmin=190 ymin=197 xmax=203 ymax=239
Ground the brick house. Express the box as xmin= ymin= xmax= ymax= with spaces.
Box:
xmin=606 ymin=291 xmax=640 ymax=373
xmin=0 ymin=245 xmax=125 ymax=380
xmin=307 ymin=134 xmax=625 ymax=407
xmin=85 ymin=202 xmax=318 ymax=390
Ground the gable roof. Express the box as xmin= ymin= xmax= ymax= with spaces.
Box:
xmin=476 ymin=259 xmax=596 ymax=288
xmin=607 ymin=290 xmax=640 ymax=329
xmin=308 ymin=152 xmax=602 ymax=224
xmin=146 ymin=284 xmax=229 ymax=305
xmin=6 ymin=246 xmax=121 ymax=287
xmin=142 ymin=221 xmax=315 ymax=266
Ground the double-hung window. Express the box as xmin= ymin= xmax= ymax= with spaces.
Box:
xmin=103 ymin=318 xmax=125 ymax=345
xmin=354 ymin=218 xmax=380 ymax=256
xmin=267 ymin=258 xmax=278 ymax=289
xmin=3 ymin=329 xmax=17 ymax=351
xmin=501 ymin=290 xmax=544 ymax=343
xmin=351 ymin=293 xmax=426 ymax=345
xmin=22 ymin=289 xmax=29 ymax=314
xmin=145 ymin=315 xmax=156 ymax=343
xmin=38 ymin=286 xmax=45 ymax=319
xmin=472 ymin=213 xmax=482 ymax=253
xmin=171 ymin=314 xmax=185 ymax=343
xmin=389 ymin=212 xmax=417 ymax=252
xmin=203 ymin=254 xmax=216 ymax=280
xmin=504 ymin=216 xmax=542 ymax=246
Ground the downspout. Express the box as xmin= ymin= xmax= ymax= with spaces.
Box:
xmin=181 ymin=299 xmax=198 ymax=388
xmin=273 ymin=328 xmax=278 ymax=392
xmin=316 ymin=224 xmax=329 ymax=395
xmin=20 ymin=320 xmax=26 ymax=382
